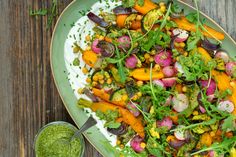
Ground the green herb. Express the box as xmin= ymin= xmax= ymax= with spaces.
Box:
xmin=29 ymin=8 xmax=48 ymax=16
xmin=170 ymin=118 xmax=217 ymax=132
xmin=191 ymin=136 xmax=236 ymax=156
xmin=96 ymin=110 xmax=121 ymax=129
xmin=122 ymin=0 xmax=144 ymax=8
xmin=29 ymin=0 xmax=58 ymax=29
xmin=179 ymin=52 xmax=215 ymax=81
xmin=186 ymin=0 xmax=222 ymax=51
xmin=222 ymin=115 xmax=236 ymax=132
xmin=73 ymin=58 xmax=80 ymax=66
xmin=120 ymin=146 xmax=147 ymax=157
xmin=47 ymin=0 xmax=58 ymax=29
xmin=122 ymin=0 xmax=135 ymax=8
xmin=140 ymin=3 xmax=172 ymax=51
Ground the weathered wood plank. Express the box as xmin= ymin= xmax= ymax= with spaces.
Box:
xmin=0 ymin=1 xmax=235 ymax=157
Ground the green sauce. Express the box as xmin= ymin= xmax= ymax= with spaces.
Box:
xmin=35 ymin=123 xmax=82 ymax=157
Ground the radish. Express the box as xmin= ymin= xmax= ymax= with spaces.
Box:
xmin=172 ymin=28 xmax=189 ymax=43
xmin=118 ymin=36 xmax=131 ymax=49
xmin=130 ymin=135 xmax=145 ymax=153
xmin=125 ymin=55 xmax=138 ymax=69
xmin=163 ymin=66 xmax=176 ymax=77
xmin=153 ymin=79 xmax=165 ymax=88
xmin=172 ymin=94 xmax=189 ymax=112
xmin=174 ymin=125 xmax=186 ymax=140
xmin=164 ymin=96 xmax=172 ymax=106
xmin=226 ymin=62 xmax=236 ymax=78
xmin=199 ymin=79 xmax=217 ymax=96
xmin=174 ymin=62 xmax=184 ymax=74
xmin=157 ymin=117 xmax=173 ymax=130
xmin=215 ymin=51 xmax=230 ymax=63
xmin=127 ymin=102 xmax=140 ymax=117
xmin=217 ymin=100 xmax=234 ymax=113
xmin=91 ymin=39 xmax=102 ymax=54
xmin=154 ymin=51 xmax=172 ymax=67
xmin=162 ymin=77 xmax=177 ymax=87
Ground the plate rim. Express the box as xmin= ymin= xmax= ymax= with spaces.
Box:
xmin=50 ymin=0 xmax=236 ymax=156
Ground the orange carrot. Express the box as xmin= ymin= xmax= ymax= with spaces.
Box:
xmin=134 ymin=0 xmax=158 ymax=14
xmin=92 ymin=88 xmax=126 ymax=107
xmin=197 ymin=47 xmax=212 ymax=63
xmin=104 ymin=36 xmax=113 ymax=43
xmin=78 ymin=99 xmax=145 ymax=137
xmin=175 ymin=84 xmax=183 ymax=93
xmin=172 ymin=17 xmax=225 ymax=40
xmin=130 ymin=68 xmax=164 ymax=81
xmin=82 ymin=50 xmax=98 ymax=67
xmin=131 ymin=20 xmax=142 ymax=30
xmin=116 ymin=14 xmax=128 ymax=28
xmin=212 ymin=71 xmax=236 ymax=115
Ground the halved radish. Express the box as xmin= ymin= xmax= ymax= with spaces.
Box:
xmin=153 ymin=79 xmax=165 ymax=88
xmin=174 ymin=125 xmax=186 ymax=141
xmin=162 ymin=77 xmax=177 ymax=87
xmin=217 ymin=100 xmax=234 ymax=113
xmin=91 ymin=39 xmax=102 ymax=54
xmin=172 ymin=28 xmax=189 ymax=43
xmin=162 ymin=66 xmax=176 ymax=77
xmin=174 ymin=62 xmax=184 ymax=74
xmin=172 ymin=94 xmax=189 ymax=112
xmin=215 ymin=51 xmax=230 ymax=63
xmin=157 ymin=117 xmax=173 ymax=130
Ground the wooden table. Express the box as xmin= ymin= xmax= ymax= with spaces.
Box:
xmin=0 ymin=0 xmax=235 ymax=157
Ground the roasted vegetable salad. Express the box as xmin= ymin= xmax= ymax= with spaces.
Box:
xmin=75 ymin=0 xmax=236 ymax=156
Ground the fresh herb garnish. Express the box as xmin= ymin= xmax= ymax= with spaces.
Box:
xmin=29 ymin=8 xmax=48 ymax=16
xmin=29 ymin=0 xmax=58 ymax=29
xmin=191 ymin=136 xmax=236 ymax=156
xmin=122 ymin=0 xmax=144 ymax=8
xmin=96 ymin=110 xmax=121 ymax=129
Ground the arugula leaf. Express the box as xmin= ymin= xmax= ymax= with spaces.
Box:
xmin=186 ymin=12 xmax=198 ymax=24
xmin=222 ymin=115 xmax=236 ymax=132
xmin=122 ymin=0 xmax=135 ymax=8
xmin=96 ymin=110 xmax=121 ymax=129
xmin=140 ymin=3 xmax=172 ymax=51
xmin=137 ymin=0 xmax=144 ymax=6
xmin=186 ymin=32 xmax=202 ymax=51
xmin=191 ymin=136 xmax=236 ymax=156
xmin=104 ymin=121 xmax=121 ymax=129
xmin=122 ymin=0 xmax=144 ymax=8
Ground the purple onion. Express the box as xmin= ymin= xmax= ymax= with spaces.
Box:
xmin=87 ymin=12 xmax=109 ymax=28
xmin=199 ymin=105 xmax=206 ymax=113
xmin=127 ymin=102 xmax=140 ymax=117
xmin=113 ymin=6 xmax=132 ymax=15
xmin=125 ymin=55 xmax=138 ymax=69
xmin=201 ymin=39 xmax=221 ymax=51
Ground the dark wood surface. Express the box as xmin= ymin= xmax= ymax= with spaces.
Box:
xmin=0 ymin=0 xmax=235 ymax=157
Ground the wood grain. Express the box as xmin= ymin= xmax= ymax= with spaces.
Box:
xmin=0 ymin=0 xmax=235 ymax=157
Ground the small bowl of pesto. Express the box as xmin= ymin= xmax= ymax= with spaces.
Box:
xmin=34 ymin=121 xmax=85 ymax=157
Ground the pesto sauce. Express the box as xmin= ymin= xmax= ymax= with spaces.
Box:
xmin=35 ymin=124 xmax=82 ymax=157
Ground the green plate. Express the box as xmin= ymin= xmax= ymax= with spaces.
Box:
xmin=50 ymin=1 xmax=236 ymax=156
